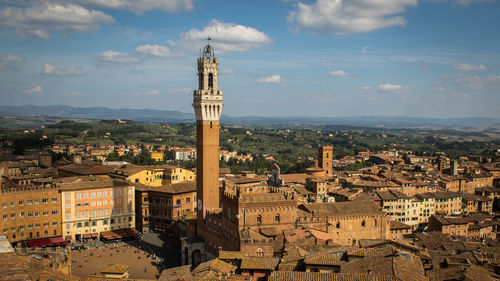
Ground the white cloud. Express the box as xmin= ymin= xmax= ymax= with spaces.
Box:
xmin=66 ymin=91 xmax=86 ymax=96
xmin=135 ymin=44 xmax=181 ymax=58
xmin=77 ymin=0 xmax=193 ymax=14
xmin=0 ymin=53 xmax=23 ymax=71
xmin=257 ymin=74 xmax=282 ymax=84
xmin=378 ymin=83 xmax=409 ymax=92
xmin=41 ymin=64 xmax=85 ymax=75
xmin=455 ymin=0 xmax=493 ymax=6
xmin=288 ymin=0 xmax=417 ymax=34
xmin=0 ymin=1 xmax=115 ymax=39
xmin=0 ymin=54 xmax=23 ymax=63
xmin=168 ymin=88 xmax=192 ymax=94
xmin=436 ymin=86 xmax=447 ymax=92
xmin=221 ymin=69 xmax=235 ymax=74
xmin=24 ymin=85 xmax=42 ymax=93
xmin=451 ymin=73 xmax=500 ymax=91
xmin=362 ymin=46 xmax=370 ymax=54
xmin=168 ymin=19 xmax=272 ymax=54
xmin=486 ymin=74 xmax=500 ymax=82
xmin=453 ymin=63 xmax=487 ymax=71
xmin=136 ymin=89 xmax=160 ymax=96
xmin=454 ymin=75 xmax=483 ymax=90
xmin=329 ymin=70 xmax=348 ymax=77
xmin=313 ymin=91 xmax=335 ymax=103
xmin=96 ymin=50 xmax=139 ymax=64
xmin=361 ymin=86 xmax=372 ymax=91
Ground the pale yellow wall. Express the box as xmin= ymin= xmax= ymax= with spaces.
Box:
xmin=382 ymin=197 xmax=436 ymax=229
xmin=151 ymin=152 xmax=164 ymax=162
xmin=61 ymin=185 xmax=135 ymax=241
xmin=165 ymin=167 xmax=195 ymax=184
xmin=435 ymin=197 xmax=461 ymax=215
xmin=128 ymin=167 xmax=195 ymax=186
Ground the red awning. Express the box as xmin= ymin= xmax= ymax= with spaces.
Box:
xmin=27 ymin=236 xmax=68 ymax=248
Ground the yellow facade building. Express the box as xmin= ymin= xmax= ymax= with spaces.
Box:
xmin=151 ymin=152 xmax=164 ymax=162
xmin=56 ymin=176 xmax=135 ymax=241
xmin=113 ymin=164 xmax=195 ymax=186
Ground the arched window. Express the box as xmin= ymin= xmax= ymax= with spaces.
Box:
xmin=361 ymin=220 xmax=366 ymax=227
xmin=336 ymin=222 xmax=340 ymax=229
xmin=257 ymin=215 xmax=262 ymax=224
xmin=256 ymin=248 xmax=264 ymax=257
xmin=208 ymin=73 xmax=213 ymax=89
xmin=275 ymin=214 xmax=280 ymax=223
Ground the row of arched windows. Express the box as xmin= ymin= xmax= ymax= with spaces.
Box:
xmin=204 ymin=104 xmax=221 ymax=118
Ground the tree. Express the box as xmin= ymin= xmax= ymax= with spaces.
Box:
xmin=13 ymin=140 xmax=25 ymax=155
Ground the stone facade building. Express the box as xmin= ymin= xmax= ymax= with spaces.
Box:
xmin=297 ymin=201 xmax=390 ymax=246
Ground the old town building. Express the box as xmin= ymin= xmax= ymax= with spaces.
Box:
xmin=112 ymin=164 xmax=195 ymax=186
xmin=428 ymin=213 xmax=496 ymax=239
xmin=297 ymin=201 xmax=390 ymax=245
xmin=0 ymin=183 xmax=61 ymax=246
xmin=55 ymin=176 xmax=135 ymax=241
xmin=134 ymin=182 xmax=196 ymax=233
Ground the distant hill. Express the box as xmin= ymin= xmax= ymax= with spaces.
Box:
xmin=0 ymin=105 xmax=194 ymax=122
xmin=1 ymin=105 xmax=499 ymax=129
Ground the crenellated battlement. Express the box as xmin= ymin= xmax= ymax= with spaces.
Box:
xmin=223 ymin=190 xmax=237 ymax=201
xmin=1 ymin=183 xmax=57 ymax=193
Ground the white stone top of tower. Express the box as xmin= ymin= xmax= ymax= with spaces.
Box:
xmin=193 ymin=40 xmax=223 ymax=121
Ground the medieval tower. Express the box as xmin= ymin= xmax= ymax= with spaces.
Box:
xmin=318 ymin=145 xmax=333 ymax=176
xmin=193 ymin=41 xmax=223 ymax=221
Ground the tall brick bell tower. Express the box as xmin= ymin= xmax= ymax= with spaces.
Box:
xmin=193 ymin=39 xmax=223 ymax=223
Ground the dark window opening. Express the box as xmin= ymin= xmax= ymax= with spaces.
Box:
xmin=208 ymin=73 xmax=213 ymax=89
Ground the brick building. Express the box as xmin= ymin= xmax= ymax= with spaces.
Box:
xmin=134 ymin=182 xmax=196 ymax=233
xmin=0 ymin=183 xmax=61 ymax=246
xmin=297 ymin=201 xmax=390 ymax=246
xmin=428 ymin=213 xmax=496 ymax=239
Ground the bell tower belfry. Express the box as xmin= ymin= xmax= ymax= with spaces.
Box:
xmin=193 ymin=39 xmax=223 ymax=219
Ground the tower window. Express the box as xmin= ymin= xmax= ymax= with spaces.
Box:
xmin=275 ymin=214 xmax=280 ymax=222
xmin=210 ymin=121 xmax=212 ymax=128
xmin=208 ymin=73 xmax=213 ymax=89
xmin=361 ymin=220 xmax=366 ymax=227
xmin=257 ymin=215 xmax=262 ymax=224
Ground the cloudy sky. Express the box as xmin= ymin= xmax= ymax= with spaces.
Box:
xmin=1 ymin=0 xmax=499 ymax=118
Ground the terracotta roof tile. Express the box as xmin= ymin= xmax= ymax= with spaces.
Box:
xmin=240 ymin=257 xmax=279 ymax=270
xmin=268 ymin=271 xmax=399 ymax=281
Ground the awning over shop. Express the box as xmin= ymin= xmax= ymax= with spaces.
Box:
xmin=27 ymin=236 xmax=68 ymax=248
xmin=83 ymin=233 xmax=99 ymax=239
xmin=100 ymin=228 xmax=139 ymax=240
